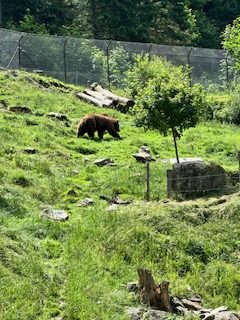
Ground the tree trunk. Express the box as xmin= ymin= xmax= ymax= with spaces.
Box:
xmin=90 ymin=83 xmax=135 ymax=107
xmin=138 ymin=268 xmax=173 ymax=312
xmin=83 ymin=89 xmax=115 ymax=106
xmin=91 ymin=0 xmax=98 ymax=38
xmin=172 ymin=128 xmax=179 ymax=163
xmin=76 ymin=92 xmax=108 ymax=107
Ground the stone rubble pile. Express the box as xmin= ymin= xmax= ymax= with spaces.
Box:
xmin=126 ymin=282 xmax=240 ymax=320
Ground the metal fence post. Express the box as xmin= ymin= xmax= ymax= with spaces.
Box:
xmin=148 ymin=43 xmax=153 ymax=59
xmin=18 ymin=34 xmax=25 ymax=69
xmin=225 ymin=52 xmax=230 ymax=87
xmin=237 ymin=151 xmax=240 ymax=183
xmin=146 ymin=162 xmax=150 ymax=201
xmin=167 ymin=169 xmax=172 ymax=198
xmin=187 ymin=47 xmax=193 ymax=86
xmin=63 ymin=37 xmax=68 ymax=82
xmin=107 ymin=40 xmax=112 ymax=90
xmin=0 ymin=1 xmax=2 ymax=27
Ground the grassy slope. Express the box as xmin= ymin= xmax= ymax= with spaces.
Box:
xmin=0 ymin=70 xmax=239 ymax=320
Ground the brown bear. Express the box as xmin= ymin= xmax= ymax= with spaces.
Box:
xmin=77 ymin=114 xmax=121 ymax=139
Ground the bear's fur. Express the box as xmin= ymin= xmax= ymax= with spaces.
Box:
xmin=77 ymin=114 xmax=121 ymax=139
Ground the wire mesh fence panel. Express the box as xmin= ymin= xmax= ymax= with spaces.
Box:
xmin=108 ymin=41 xmax=152 ymax=88
xmin=0 ymin=29 xmax=23 ymax=68
xmin=88 ymin=161 xmax=170 ymax=201
xmin=146 ymin=161 xmax=169 ymax=200
xmin=189 ymin=47 xmax=225 ymax=85
xmin=0 ymin=27 xmax=235 ymax=87
xmin=65 ymin=38 xmax=109 ymax=86
xmin=150 ymin=44 xmax=190 ymax=65
xmin=167 ymin=171 xmax=240 ymax=198
xmin=20 ymin=33 xmax=67 ymax=81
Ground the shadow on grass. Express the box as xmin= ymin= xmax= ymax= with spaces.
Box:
xmin=0 ymin=194 xmax=26 ymax=217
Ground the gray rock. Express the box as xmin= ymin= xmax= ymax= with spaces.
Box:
xmin=142 ymin=309 xmax=170 ymax=320
xmin=172 ymin=297 xmax=185 ymax=308
xmin=127 ymin=282 xmax=139 ymax=293
xmin=201 ymin=313 xmax=215 ymax=320
xmin=140 ymin=145 xmax=151 ymax=154
xmin=200 ymin=309 xmax=213 ymax=314
xmin=211 ymin=306 xmax=228 ymax=315
xmin=168 ymin=161 xmax=227 ymax=197
xmin=181 ymin=298 xmax=202 ymax=310
xmin=127 ymin=307 xmax=145 ymax=320
xmin=41 ymin=208 xmax=69 ymax=221
xmin=47 ymin=112 xmax=69 ymax=122
xmin=9 ymin=105 xmax=32 ymax=113
xmin=132 ymin=152 xmax=155 ymax=163
xmin=215 ymin=312 xmax=239 ymax=320
xmin=71 ymin=170 xmax=79 ymax=176
xmin=132 ymin=145 xmax=156 ymax=163
xmin=94 ymin=158 xmax=115 ymax=167
xmin=106 ymin=204 xmax=118 ymax=211
xmin=24 ymin=147 xmax=37 ymax=154
xmin=188 ymin=295 xmax=202 ymax=303
xmin=175 ymin=306 xmax=190 ymax=315
xmin=78 ymin=198 xmax=94 ymax=207
xmin=202 ymin=307 xmax=229 ymax=320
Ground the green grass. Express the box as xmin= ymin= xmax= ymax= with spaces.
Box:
xmin=0 ymin=69 xmax=240 ymax=319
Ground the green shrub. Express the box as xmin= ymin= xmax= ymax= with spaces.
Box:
xmin=109 ymin=46 xmax=131 ymax=88
xmin=128 ymin=55 xmax=205 ymax=161
xmin=205 ymin=86 xmax=240 ymax=124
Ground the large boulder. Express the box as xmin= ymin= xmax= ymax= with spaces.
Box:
xmin=168 ymin=161 xmax=227 ymax=197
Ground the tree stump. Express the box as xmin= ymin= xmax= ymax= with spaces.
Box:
xmin=138 ymin=268 xmax=173 ymax=312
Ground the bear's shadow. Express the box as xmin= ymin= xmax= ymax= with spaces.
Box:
xmin=81 ymin=136 xmax=120 ymax=142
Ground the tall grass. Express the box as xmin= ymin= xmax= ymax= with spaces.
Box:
xmin=0 ymin=70 xmax=240 ymax=319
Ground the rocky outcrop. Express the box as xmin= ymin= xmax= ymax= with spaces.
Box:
xmin=167 ymin=161 xmax=227 ymax=197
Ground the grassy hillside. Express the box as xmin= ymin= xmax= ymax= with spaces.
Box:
xmin=0 ymin=70 xmax=240 ymax=320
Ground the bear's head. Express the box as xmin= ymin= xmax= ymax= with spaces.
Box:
xmin=77 ymin=122 xmax=86 ymax=137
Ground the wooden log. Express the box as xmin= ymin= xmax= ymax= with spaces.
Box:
xmin=138 ymin=268 xmax=173 ymax=312
xmin=83 ymin=89 xmax=115 ymax=107
xmin=76 ymin=92 xmax=108 ymax=107
xmin=90 ymin=83 xmax=135 ymax=107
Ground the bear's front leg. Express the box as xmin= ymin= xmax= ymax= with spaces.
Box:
xmin=107 ymin=128 xmax=121 ymax=139
xmin=87 ymin=129 xmax=95 ymax=139
xmin=98 ymin=129 xmax=105 ymax=140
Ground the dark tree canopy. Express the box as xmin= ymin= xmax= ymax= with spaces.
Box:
xmin=1 ymin=0 xmax=240 ymax=48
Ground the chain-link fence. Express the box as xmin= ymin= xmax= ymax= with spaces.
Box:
xmin=0 ymin=28 xmax=236 ymax=88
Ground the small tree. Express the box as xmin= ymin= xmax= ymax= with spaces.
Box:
xmin=132 ymin=56 xmax=204 ymax=162
xmin=222 ymin=17 xmax=240 ymax=71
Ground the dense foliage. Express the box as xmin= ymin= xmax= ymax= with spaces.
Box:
xmin=1 ymin=0 xmax=240 ymax=48
xmin=1 ymin=70 xmax=240 ymax=319
xmin=205 ymin=85 xmax=240 ymax=124
xmin=223 ymin=17 xmax=240 ymax=71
